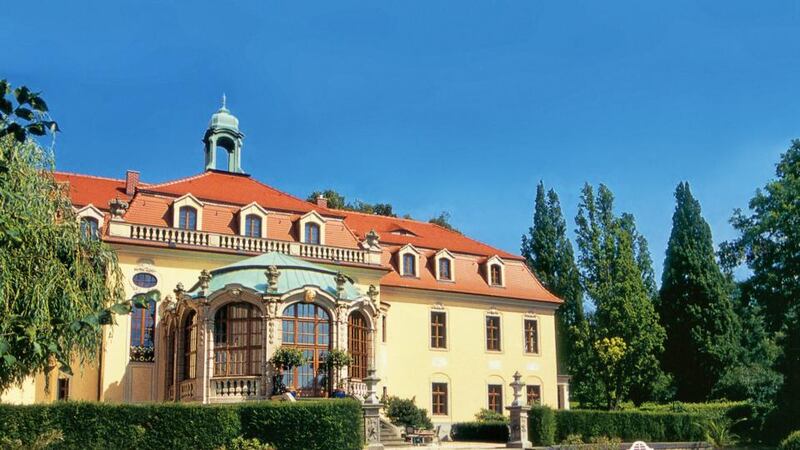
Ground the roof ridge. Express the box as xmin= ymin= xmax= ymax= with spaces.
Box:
xmin=54 ymin=171 xmax=126 ymax=183
xmin=144 ymin=171 xmax=212 ymax=189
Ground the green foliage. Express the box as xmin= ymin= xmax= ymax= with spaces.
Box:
xmin=450 ymin=421 xmax=508 ymax=442
xmin=428 ymin=211 xmax=458 ymax=232
xmin=218 ymin=437 xmax=274 ymax=450
xmin=306 ymin=190 xmax=397 ymax=217
xmin=529 ymin=405 xmax=557 ymax=445
xmin=521 ymin=181 xmax=585 ymax=376
xmin=780 ymin=431 xmax=800 ymax=450
xmin=385 ymin=396 xmax=432 ymax=430
xmin=659 ymin=182 xmax=743 ymax=402
xmin=552 ymin=409 xmax=705 ymax=442
xmin=0 ymin=429 xmax=63 ymax=450
xmin=322 ymin=348 xmax=352 ymax=389
xmin=772 ymin=305 xmax=800 ymax=438
xmin=0 ymin=79 xmax=59 ymax=143
xmin=574 ymin=183 xmax=666 ymax=408
xmin=269 ymin=346 xmax=308 ymax=371
xmin=474 ymin=407 xmax=507 ymax=423
xmin=0 ymin=400 xmax=362 ymax=450
xmin=0 ymin=133 xmax=129 ymax=389
xmin=239 ymin=399 xmax=363 ymax=450
xmin=695 ymin=416 xmax=743 ymax=449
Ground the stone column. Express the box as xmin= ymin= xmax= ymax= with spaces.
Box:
xmin=363 ymin=369 xmax=384 ymax=450
xmin=506 ymin=371 xmax=532 ymax=449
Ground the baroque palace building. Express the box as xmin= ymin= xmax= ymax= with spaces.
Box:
xmin=1 ymin=102 xmax=568 ymax=427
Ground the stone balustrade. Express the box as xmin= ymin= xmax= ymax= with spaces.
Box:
xmin=348 ymin=379 xmax=368 ymax=400
xmin=179 ymin=380 xmax=195 ymax=401
xmin=109 ymin=221 xmax=379 ymax=265
xmin=211 ymin=377 xmax=261 ymax=400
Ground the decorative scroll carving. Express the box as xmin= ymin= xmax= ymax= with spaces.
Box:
xmin=108 ymin=198 xmax=129 ymax=218
xmin=265 ymin=265 xmax=281 ymax=293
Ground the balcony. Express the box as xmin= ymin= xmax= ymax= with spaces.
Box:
xmin=108 ymin=222 xmax=380 ymax=265
xmin=210 ymin=376 xmax=263 ymax=402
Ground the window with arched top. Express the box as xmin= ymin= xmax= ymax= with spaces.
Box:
xmin=304 ymin=222 xmax=321 ymax=244
xmin=244 ymin=214 xmax=262 ymax=238
xmin=402 ymin=253 xmax=416 ymax=277
xmin=80 ymin=217 xmax=99 ymax=240
xmin=178 ymin=206 xmax=197 ymax=230
xmin=213 ymin=302 xmax=263 ymax=376
xmin=348 ymin=311 xmax=370 ymax=380
xmin=165 ymin=327 xmax=175 ymax=396
xmin=281 ymin=303 xmax=331 ymax=396
xmin=182 ymin=311 xmax=197 ymax=380
xmin=490 ymin=264 xmax=503 ymax=286
xmin=438 ymin=258 xmax=452 ymax=281
xmin=130 ymin=299 xmax=156 ymax=362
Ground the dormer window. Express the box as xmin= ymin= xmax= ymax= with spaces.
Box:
xmin=490 ymin=264 xmax=502 ymax=286
xmin=178 ymin=206 xmax=197 ymax=230
xmin=244 ymin=214 xmax=262 ymax=238
xmin=434 ymin=249 xmax=455 ymax=282
xmin=305 ymin=222 xmax=321 ymax=244
xmin=485 ymin=256 xmax=505 ymax=287
xmin=397 ymin=244 xmax=421 ymax=278
xmin=402 ymin=253 xmax=416 ymax=277
xmin=80 ymin=217 xmax=99 ymax=240
xmin=298 ymin=211 xmax=326 ymax=245
xmin=438 ymin=259 xmax=452 ymax=280
xmin=172 ymin=194 xmax=204 ymax=231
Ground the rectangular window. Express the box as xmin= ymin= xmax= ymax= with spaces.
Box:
xmin=432 ymin=382 xmax=448 ymax=415
xmin=527 ymin=385 xmax=541 ymax=405
xmin=430 ymin=311 xmax=447 ymax=349
xmin=486 ymin=316 xmax=501 ymax=351
xmin=488 ymin=384 xmax=503 ymax=414
xmin=57 ymin=378 xmax=69 ymax=401
xmin=524 ymin=319 xmax=539 ymax=354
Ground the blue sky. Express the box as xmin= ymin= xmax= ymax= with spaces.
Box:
xmin=4 ymin=1 xmax=799 ymax=282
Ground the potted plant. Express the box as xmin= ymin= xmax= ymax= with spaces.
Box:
xmin=323 ymin=349 xmax=352 ymax=398
xmin=269 ymin=347 xmax=307 ymax=396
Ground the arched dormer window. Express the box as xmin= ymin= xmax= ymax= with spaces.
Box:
xmin=402 ymin=253 xmax=416 ymax=277
xmin=490 ymin=264 xmax=503 ymax=286
xmin=244 ymin=214 xmax=262 ymax=238
xmin=485 ymin=256 xmax=505 ymax=287
xmin=298 ymin=211 xmax=326 ymax=245
xmin=80 ymin=217 xmax=99 ymax=240
xmin=434 ymin=249 xmax=455 ymax=281
xmin=172 ymin=194 xmax=204 ymax=231
xmin=304 ymin=222 xmax=321 ymax=245
xmin=397 ymin=244 xmax=421 ymax=278
xmin=178 ymin=206 xmax=197 ymax=230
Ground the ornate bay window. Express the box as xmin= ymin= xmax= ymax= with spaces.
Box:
xmin=213 ymin=302 xmax=263 ymax=376
xmin=281 ymin=303 xmax=331 ymax=397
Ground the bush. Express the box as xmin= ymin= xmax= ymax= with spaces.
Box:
xmin=220 ymin=437 xmax=274 ymax=450
xmin=450 ymin=421 xmax=508 ymax=442
xmin=781 ymin=431 xmax=800 ymax=450
xmin=475 ymin=408 xmax=507 ymax=423
xmin=0 ymin=400 xmax=363 ymax=450
xmin=529 ymin=405 xmax=557 ymax=445
xmin=385 ymin=396 xmax=432 ymax=430
xmin=554 ymin=409 xmax=705 ymax=442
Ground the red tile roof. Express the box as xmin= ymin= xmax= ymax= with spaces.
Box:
xmin=53 ymin=172 xmax=130 ymax=209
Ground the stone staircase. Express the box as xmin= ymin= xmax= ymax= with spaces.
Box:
xmin=380 ymin=418 xmax=409 ymax=447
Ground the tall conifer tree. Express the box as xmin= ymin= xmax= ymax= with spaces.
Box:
xmin=574 ymin=183 xmax=665 ymax=408
xmin=521 ymin=182 xmax=584 ymax=375
xmin=659 ymin=182 xmax=741 ymax=401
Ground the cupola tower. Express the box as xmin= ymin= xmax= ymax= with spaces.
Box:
xmin=203 ymin=95 xmax=244 ymax=173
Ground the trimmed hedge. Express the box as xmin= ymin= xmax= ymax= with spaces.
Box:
xmin=781 ymin=431 xmax=800 ymax=450
xmin=0 ymin=399 xmax=363 ymax=450
xmin=529 ymin=406 xmax=557 ymax=445
xmin=451 ymin=421 xmax=508 ymax=442
xmin=527 ymin=406 xmax=706 ymax=445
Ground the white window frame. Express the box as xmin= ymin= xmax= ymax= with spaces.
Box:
xmin=239 ymin=202 xmax=268 ymax=238
xmin=434 ymin=249 xmax=456 ymax=282
xmin=397 ymin=244 xmax=421 ymax=278
xmin=172 ymin=194 xmax=204 ymax=231
xmin=298 ymin=210 xmax=326 ymax=245
xmin=485 ymin=255 xmax=506 ymax=287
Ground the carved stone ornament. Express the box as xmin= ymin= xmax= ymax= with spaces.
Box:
xmin=431 ymin=302 xmax=445 ymax=311
xmin=364 ymin=229 xmax=380 ymax=248
xmin=198 ymin=269 xmax=212 ymax=292
xmin=367 ymin=284 xmax=379 ymax=302
xmin=108 ymin=198 xmax=129 ymax=218
xmin=335 ymin=272 xmax=347 ymax=298
xmin=230 ymin=288 xmax=242 ymax=297
xmin=174 ymin=282 xmax=185 ymax=299
xmin=265 ymin=265 xmax=281 ymax=293
xmin=304 ymin=288 xmax=317 ymax=303
xmin=487 ymin=305 xmax=500 ymax=316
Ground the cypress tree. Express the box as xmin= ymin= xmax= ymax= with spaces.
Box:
xmin=521 ymin=181 xmax=584 ymax=376
xmin=659 ymin=182 xmax=741 ymax=401
xmin=575 ymin=183 xmax=665 ymax=408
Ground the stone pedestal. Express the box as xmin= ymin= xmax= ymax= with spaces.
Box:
xmin=506 ymin=405 xmax=532 ymax=449
xmin=363 ymin=369 xmax=384 ymax=450
xmin=506 ymin=371 xmax=532 ymax=449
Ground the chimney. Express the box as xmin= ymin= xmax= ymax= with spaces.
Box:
xmin=316 ymin=194 xmax=328 ymax=208
xmin=125 ymin=170 xmax=140 ymax=196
